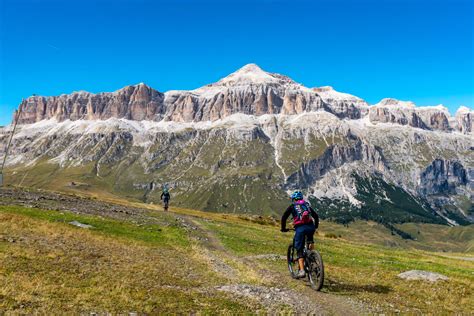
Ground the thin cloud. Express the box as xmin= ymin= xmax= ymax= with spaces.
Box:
xmin=47 ymin=43 xmax=60 ymax=50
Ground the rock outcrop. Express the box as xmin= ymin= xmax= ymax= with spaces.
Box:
xmin=416 ymin=107 xmax=451 ymax=131
xmin=455 ymin=106 xmax=474 ymax=134
xmin=368 ymin=99 xmax=455 ymax=131
xmin=313 ymin=86 xmax=368 ymax=119
xmin=418 ymin=159 xmax=469 ymax=195
xmin=286 ymin=137 xmax=386 ymax=189
xmin=17 ymin=84 xmax=165 ymax=124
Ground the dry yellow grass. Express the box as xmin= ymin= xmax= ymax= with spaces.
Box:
xmin=0 ymin=210 xmax=259 ymax=314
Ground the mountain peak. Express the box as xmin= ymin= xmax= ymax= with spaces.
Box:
xmin=456 ymin=105 xmax=473 ymax=114
xmin=218 ymin=63 xmax=276 ymax=85
xmin=376 ymin=98 xmax=416 ymax=108
xmin=113 ymin=82 xmax=156 ymax=95
xmin=214 ymin=63 xmax=295 ymax=87
xmin=237 ymin=63 xmax=264 ymax=72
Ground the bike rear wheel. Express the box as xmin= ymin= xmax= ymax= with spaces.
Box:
xmin=287 ymin=244 xmax=298 ymax=279
xmin=306 ymin=250 xmax=324 ymax=291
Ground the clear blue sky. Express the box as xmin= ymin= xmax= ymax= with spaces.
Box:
xmin=0 ymin=0 xmax=473 ymax=125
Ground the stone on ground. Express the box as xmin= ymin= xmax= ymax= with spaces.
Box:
xmin=69 ymin=220 xmax=93 ymax=229
xmin=397 ymin=270 xmax=449 ymax=282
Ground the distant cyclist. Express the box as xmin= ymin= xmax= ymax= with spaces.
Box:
xmin=161 ymin=187 xmax=171 ymax=211
xmin=281 ymin=190 xmax=319 ymax=278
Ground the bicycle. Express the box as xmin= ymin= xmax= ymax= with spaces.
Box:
xmin=286 ymin=229 xmax=325 ymax=291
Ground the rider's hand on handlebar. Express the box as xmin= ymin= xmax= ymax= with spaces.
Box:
xmin=281 ymin=228 xmax=290 ymax=233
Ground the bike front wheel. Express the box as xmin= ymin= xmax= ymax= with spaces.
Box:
xmin=306 ymin=250 xmax=324 ymax=291
xmin=287 ymin=244 xmax=298 ymax=279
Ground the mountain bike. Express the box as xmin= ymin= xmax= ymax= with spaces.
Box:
xmin=163 ymin=199 xmax=169 ymax=211
xmin=286 ymin=230 xmax=324 ymax=291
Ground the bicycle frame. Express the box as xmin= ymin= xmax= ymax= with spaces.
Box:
xmin=286 ymin=228 xmax=325 ymax=291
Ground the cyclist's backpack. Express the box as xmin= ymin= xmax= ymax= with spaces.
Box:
xmin=292 ymin=202 xmax=312 ymax=226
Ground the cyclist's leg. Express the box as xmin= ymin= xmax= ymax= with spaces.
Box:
xmin=294 ymin=226 xmax=305 ymax=272
xmin=294 ymin=227 xmax=305 ymax=258
xmin=305 ymin=225 xmax=316 ymax=251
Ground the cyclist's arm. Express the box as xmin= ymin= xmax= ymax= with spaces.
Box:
xmin=280 ymin=206 xmax=293 ymax=231
xmin=309 ymin=207 xmax=320 ymax=229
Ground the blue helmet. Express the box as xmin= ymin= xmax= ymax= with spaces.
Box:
xmin=290 ymin=190 xmax=304 ymax=200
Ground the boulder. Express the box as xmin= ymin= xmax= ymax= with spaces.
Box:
xmin=397 ymin=270 xmax=449 ymax=282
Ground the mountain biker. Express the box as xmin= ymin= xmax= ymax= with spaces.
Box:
xmin=160 ymin=187 xmax=171 ymax=211
xmin=281 ymin=190 xmax=319 ymax=278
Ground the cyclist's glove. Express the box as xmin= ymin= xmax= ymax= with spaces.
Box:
xmin=281 ymin=228 xmax=290 ymax=233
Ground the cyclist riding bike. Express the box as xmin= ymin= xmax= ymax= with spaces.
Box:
xmin=281 ymin=190 xmax=319 ymax=279
xmin=160 ymin=188 xmax=171 ymax=211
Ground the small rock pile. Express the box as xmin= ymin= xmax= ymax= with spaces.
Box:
xmin=216 ymin=284 xmax=323 ymax=314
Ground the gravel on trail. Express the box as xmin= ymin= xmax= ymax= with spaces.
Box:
xmin=217 ymin=284 xmax=326 ymax=314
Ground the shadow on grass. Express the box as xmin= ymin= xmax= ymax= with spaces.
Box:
xmin=322 ymin=278 xmax=392 ymax=294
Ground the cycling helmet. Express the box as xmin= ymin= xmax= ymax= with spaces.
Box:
xmin=290 ymin=190 xmax=304 ymax=200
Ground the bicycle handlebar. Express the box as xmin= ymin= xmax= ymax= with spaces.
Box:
xmin=282 ymin=228 xmax=318 ymax=232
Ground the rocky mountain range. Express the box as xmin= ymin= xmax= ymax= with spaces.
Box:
xmin=2 ymin=64 xmax=473 ymax=225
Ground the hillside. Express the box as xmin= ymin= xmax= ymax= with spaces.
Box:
xmin=0 ymin=187 xmax=473 ymax=314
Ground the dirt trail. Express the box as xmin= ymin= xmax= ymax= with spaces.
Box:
xmin=177 ymin=213 xmax=371 ymax=315
xmin=0 ymin=187 xmax=371 ymax=314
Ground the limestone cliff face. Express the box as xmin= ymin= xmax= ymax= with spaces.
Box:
xmin=418 ymin=159 xmax=468 ymax=196
xmin=286 ymin=137 xmax=387 ymax=189
xmin=368 ymin=99 xmax=456 ymax=131
xmin=17 ymin=84 xmax=165 ymax=124
xmin=9 ymin=64 xmax=363 ymax=125
xmin=15 ymin=65 xmax=472 ymax=135
xmin=455 ymin=106 xmax=474 ymax=134
xmin=312 ymin=86 xmax=368 ymax=119
xmin=417 ymin=109 xmax=451 ymax=131
xmin=162 ymin=84 xmax=323 ymax=122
